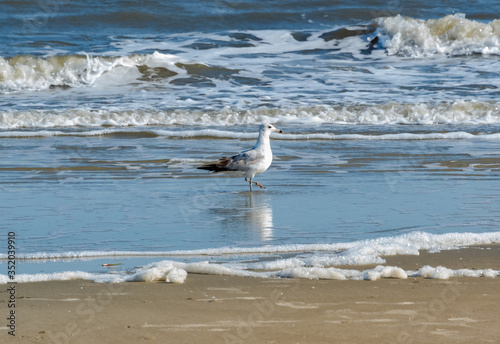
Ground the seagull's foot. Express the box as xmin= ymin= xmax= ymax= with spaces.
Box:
xmin=245 ymin=178 xmax=266 ymax=190
xmin=254 ymin=181 xmax=266 ymax=189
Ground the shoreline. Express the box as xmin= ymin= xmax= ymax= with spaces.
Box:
xmin=2 ymin=245 xmax=499 ymax=343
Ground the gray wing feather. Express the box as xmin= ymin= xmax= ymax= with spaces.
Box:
xmin=228 ymin=149 xmax=264 ymax=171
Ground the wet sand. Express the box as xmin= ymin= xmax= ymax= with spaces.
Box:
xmin=2 ymin=245 xmax=499 ymax=344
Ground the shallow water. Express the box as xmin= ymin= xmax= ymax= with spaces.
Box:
xmin=2 ymin=127 xmax=500 ymax=277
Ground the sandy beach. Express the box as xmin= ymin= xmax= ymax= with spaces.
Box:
xmin=2 ymin=245 xmax=499 ymax=344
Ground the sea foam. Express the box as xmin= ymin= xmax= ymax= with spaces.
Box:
xmin=1 ymin=231 xmax=499 ymax=284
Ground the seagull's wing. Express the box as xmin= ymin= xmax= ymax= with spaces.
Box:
xmin=197 ymin=148 xmax=264 ymax=172
xmin=229 ymin=148 xmax=265 ymax=171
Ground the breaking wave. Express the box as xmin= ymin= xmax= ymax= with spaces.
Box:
xmin=375 ymin=14 xmax=500 ymax=56
xmin=1 ymin=101 xmax=499 ymax=131
xmin=0 ymin=52 xmax=189 ymax=93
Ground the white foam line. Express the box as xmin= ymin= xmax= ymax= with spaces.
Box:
xmin=1 ymin=231 xmax=499 ymax=261
xmin=2 ymin=129 xmax=500 ymax=141
xmin=2 ymin=99 xmax=500 ymax=130
xmin=0 ymin=129 xmax=120 ymax=138
xmin=152 ymin=130 xmax=500 ymax=141
xmin=1 ymin=232 xmax=498 ymax=284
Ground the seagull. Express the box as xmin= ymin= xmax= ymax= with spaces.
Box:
xmin=198 ymin=123 xmax=282 ymax=191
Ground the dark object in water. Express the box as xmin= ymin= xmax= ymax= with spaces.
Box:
xmin=319 ymin=26 xmax=376 ymax=42
xmin=49 ymin=84 xmax=71 ymax=90
xmin=291 ymin=32 xmax=312 ymax=42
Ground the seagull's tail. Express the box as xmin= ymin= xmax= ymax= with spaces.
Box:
xmin=197 ymin=157 xmax=233 ymax=172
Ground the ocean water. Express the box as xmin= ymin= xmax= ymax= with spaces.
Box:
xmin=1 ymin=0 xmax=500 ymax=283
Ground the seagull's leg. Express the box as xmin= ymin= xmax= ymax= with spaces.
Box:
xmin=245 ymin=177 xmax=253 ymax=192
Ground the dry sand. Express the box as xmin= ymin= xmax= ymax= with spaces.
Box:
xmin=2 ymin=245 xmax=500 ymax=344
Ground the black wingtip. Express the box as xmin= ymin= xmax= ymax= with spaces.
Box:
xmin=197 ymin=164 xmax=232 ymax=172
xmin=197 ymin=164 xmax=217 ymax=171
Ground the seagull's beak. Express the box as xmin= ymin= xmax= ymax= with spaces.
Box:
xmin=275 ymin=128 xmax=283 ymax=133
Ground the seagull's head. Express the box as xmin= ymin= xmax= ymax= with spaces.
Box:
xmin=260 ymin=123 xmax=282 ymax=135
